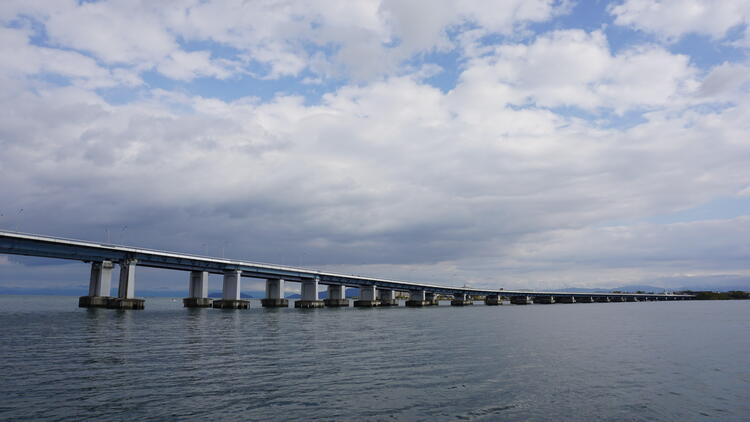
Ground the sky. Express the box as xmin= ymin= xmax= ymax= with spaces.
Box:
xmin=1 ymin=0 xmax=750 ymax=294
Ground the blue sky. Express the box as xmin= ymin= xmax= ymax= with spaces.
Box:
xmin=1 ymin=0 xmax=750 ymax=293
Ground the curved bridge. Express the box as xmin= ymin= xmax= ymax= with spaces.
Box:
xmin=0 ymin=231 xmax=694 ymax=309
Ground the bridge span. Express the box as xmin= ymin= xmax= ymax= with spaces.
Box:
xmin=0 ymin=231 xmax=694 ymax=309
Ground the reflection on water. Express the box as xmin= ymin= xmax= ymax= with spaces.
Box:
xmin=0 ymin=296 xmax=748 ymax=421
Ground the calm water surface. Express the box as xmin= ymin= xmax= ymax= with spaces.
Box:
xmin=0 ymin=296 xmax=748 ymax=421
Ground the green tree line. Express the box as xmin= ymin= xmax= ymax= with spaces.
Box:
xmin=679 ymin=291 xmax=750 ymax=300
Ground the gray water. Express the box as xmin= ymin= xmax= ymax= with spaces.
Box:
xmin=0 ymin=297 xmax=748 ymax=421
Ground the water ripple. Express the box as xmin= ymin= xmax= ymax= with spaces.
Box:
xmin=0 ymin=297 xmax=748 ymax=421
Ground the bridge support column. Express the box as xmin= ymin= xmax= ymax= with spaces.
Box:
xmin=556 ymin=296 xmax=575 ymax=304
xmin=213 ymin=269 xmax=248 ymax=309
xmin=594 ymin=296 xmax=610 ymax=303
xmin=354 ymin=285 xmax=380 ymax=307
xmin=425 ymin=292 xmax=438 ymax=305
xmin=79 ymin=260 xmax=114 ymax=308
xmin=510 ymin=296 xmax=532 ymax=305
xmin=533 ymin=296 xmax=554 ymax=304
xmin=324 ymin=284 xmax=349 ymax=307
xmin=626 ymin=296 xmax=639 ymax=302
xmin=261 ymin=278 xmax=288 ymax=307
xmin=107 ymin=259 xmax=144 ymax=309
xmin=484 ymin=294 xmax=503 ymax=305
xmin=451 ymin=292 xmax=473 ymax=306
xmin=406 ymin=290 xmax=430 ymax=307
xmin=575 ymin=296 xmax=593 ymax=303
xmin=183 ymin=271 xmax=212 ymax=308
xmin=295 ymin=278 xmax=324 ymax=308
xmin=612 ymin=296 xmax=626 ymax=302
xmin=378 ymin=288 xmax=398 ymax=306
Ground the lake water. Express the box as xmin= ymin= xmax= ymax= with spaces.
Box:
xmin=0 ymin=296 xmax=748 ymax=421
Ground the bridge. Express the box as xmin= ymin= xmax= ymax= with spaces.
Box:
xmin=0 ymin=231 xmax=694 ymax=309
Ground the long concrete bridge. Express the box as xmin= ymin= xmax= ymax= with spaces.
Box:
xmin=0 ymin=231 xmax=694 ymax=309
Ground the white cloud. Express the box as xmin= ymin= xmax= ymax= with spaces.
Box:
xmin=0 ymin=26 xmax=140 ymax=88
xmin=43 ymin=0 xmax=177 ymax=64
xmin=610 ymin=0 xmax=750 ymax=43
xmin=696 ymin=61 xmax=750 ymax=102
xmin=1 ymin=2 xmax=749 ymax=291
xmin=157 ymin=50 xmax=233 ymax=81
xmin=456 ymin=29 xmax=697 ymax=111
xmin=1 ymin=62 xmax=749 ymax=288
xmin=1 ymin=0 xmax=570 ymax=82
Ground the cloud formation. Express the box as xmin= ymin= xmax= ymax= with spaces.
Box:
xmin=0 ymin=1 xmax=749 ymax=292
xmin=610 ymin=0 xmax=750 ymax=43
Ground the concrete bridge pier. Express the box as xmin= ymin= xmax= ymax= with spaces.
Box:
xmin=406 ymin=290 xmax=430 ymax=307
xmin=261 ymin=278 xmax=288 ymax=307
xmin=425 ymin=292 xmax=439 ymax=305
xmin=79 ymin=260 xmax=115 ymax=308
xmin=378 ymin=288 xmax=398 ymax=306
xmin=556 ymin=296 xmax=575 ymax=304
xmin=451 ymin=292 xmax=473 ymax=306
xmin=354 ymin=285 xmax=381 ymax=307
xmin=108 ymin=259 xmax=144 ymax=309
xmin=295 ymin=278 xmax=324 ymax=308
xmin=183 ymin=271 xmax=212 ymax=307
xmin=324 ymin=284 xmax=349 ymax=307
xmin=575 ymin=296 xmax=594 ymax=303
xmin=510 ymin=295 xmax=532 ymax=305
xmin=213 ymin=269 xmax=249 ymax=309
xmin=594 ymin=296 xmax=610 ymax=303
xmin=611 ymin=296 xmax=626 ymax=302
xmin=484 ymin=294 xmax=503 ymax=305
xmin=626 ymin=296 xmax=639 ymax=302
xmin=533 ymin=296 xmax=555 ymax=304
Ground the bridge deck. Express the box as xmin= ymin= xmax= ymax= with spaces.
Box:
xmin=0 ymin=231 xmax=694 ymax=299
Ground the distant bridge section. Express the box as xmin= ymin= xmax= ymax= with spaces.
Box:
xmin=0 ymin=231 xmax=694 ymax=309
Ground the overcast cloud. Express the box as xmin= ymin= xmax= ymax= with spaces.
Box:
xmin=1 ymin=0 xmax=749 ymax=293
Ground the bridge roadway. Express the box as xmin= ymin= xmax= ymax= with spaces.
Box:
xmin=0 ymin=231 xmax=694 ymax=309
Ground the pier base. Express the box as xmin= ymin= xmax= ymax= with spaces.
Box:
xmin=107 ymin=298 xmax=145 ymax=310
xmin=534 ymin=296 xmax=555 ymax=304
xmin=379 ymin=298 xmax=399 ymax=306
xmin=213 ymin=299 xmax=249 ymax=309
xmin=484 ymin=296 xmax=503 ymax=305
xmin=295 ymin=300 xmax=325 ymax=308
xmin=78 ymin=296 xmax=112 ymax=308
xmin=450 ymin=299 xmax=474 ymax=306
xmin=182 ymin=297 xmax=213 ymax=308
xmin=510 ymin=296 xmax=532 ymax=305
xmin=323 ymin=298 xmax=349 ymax=307
xmin=405 ymin=300 xmax=431 ymax=307
xmin=353 ymin=300 xmax=381 ymax=307
xmin=261 ymin=298 xmax=289 ymax=307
